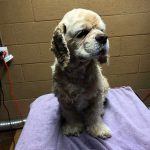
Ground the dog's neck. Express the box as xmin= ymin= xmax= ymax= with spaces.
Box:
xmin=61 ymin=59 xmax=98 ymax=84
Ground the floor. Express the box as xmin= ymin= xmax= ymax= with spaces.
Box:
xmin=0 ymin=129 xmax=22 ymax=150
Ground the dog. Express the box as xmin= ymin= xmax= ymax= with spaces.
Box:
xmin=50 ymin=8 xmax=111 ymax=139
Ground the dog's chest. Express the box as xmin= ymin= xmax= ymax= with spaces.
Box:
xmin=54 ymin=62 xmax=102 ymax=111
xmin=65 ymin=81 xmax=100 ymax=110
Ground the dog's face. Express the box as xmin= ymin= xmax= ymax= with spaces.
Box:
xmin=51 ymin=8 xmax=109 ymax=69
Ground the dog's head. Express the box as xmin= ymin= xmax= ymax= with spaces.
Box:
xmin=51 ymin=8 xmax=109 ymax=69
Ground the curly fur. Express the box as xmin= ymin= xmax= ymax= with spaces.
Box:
xmin=50 ymin=8 xmax=111 ymax=139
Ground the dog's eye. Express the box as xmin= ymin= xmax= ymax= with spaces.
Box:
xmin=76 ymin=29 xmax=89 ymax=38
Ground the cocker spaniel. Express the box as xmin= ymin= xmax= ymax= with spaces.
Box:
xmin=51 ymin=8 xmax=111 ymax=139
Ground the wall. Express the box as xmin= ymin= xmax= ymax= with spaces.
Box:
xmin=0 ymin=0 xmax=150 ymax=119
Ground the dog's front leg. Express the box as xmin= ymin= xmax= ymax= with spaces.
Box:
xmin=61 ymin=106 xmax=83 ymax=136
xmin=84 ymin=99 xmax=111 ymax=139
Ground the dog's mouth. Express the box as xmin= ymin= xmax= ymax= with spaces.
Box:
xmin=79 ymin=47 xmax=107 ymax=64
xmin=96 ymin=49 xmax=108 ymax=64
xmin=97 ymin=55 xmax=107 ymax=64
xmin=79 ymin=49 xmax=108 ymax=64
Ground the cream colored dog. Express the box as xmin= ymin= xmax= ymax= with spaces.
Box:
xmin=51 ymin=8 xmax=111 ymax=139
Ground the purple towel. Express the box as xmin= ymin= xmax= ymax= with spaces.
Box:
xmin=16 ymin=87 xmax=150 ymax=150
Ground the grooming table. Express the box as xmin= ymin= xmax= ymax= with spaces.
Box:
xmin=16 ymin=87 xmax=150 ymax=150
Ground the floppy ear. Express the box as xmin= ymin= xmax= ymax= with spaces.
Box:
xmin=51 ymin=23 xmax=70 ymax=70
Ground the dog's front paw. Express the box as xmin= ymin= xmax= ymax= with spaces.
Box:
xmin=87 ymin=122 xmax=111 ymax=139
xmin=62 ymin=122 xmax=83 ymax=136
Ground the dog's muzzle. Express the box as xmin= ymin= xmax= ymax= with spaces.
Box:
xmin=95 ymin=35 xmax=108 ymax=64
xmin=94 ymin=35 xmax=108 ymax=57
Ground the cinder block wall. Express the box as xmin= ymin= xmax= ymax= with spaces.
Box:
xmin=0 ymin=0 xmax=150 ymax=119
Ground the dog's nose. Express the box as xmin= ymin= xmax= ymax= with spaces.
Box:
xmin=95 ymin=35 xmax=107 ymax=44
